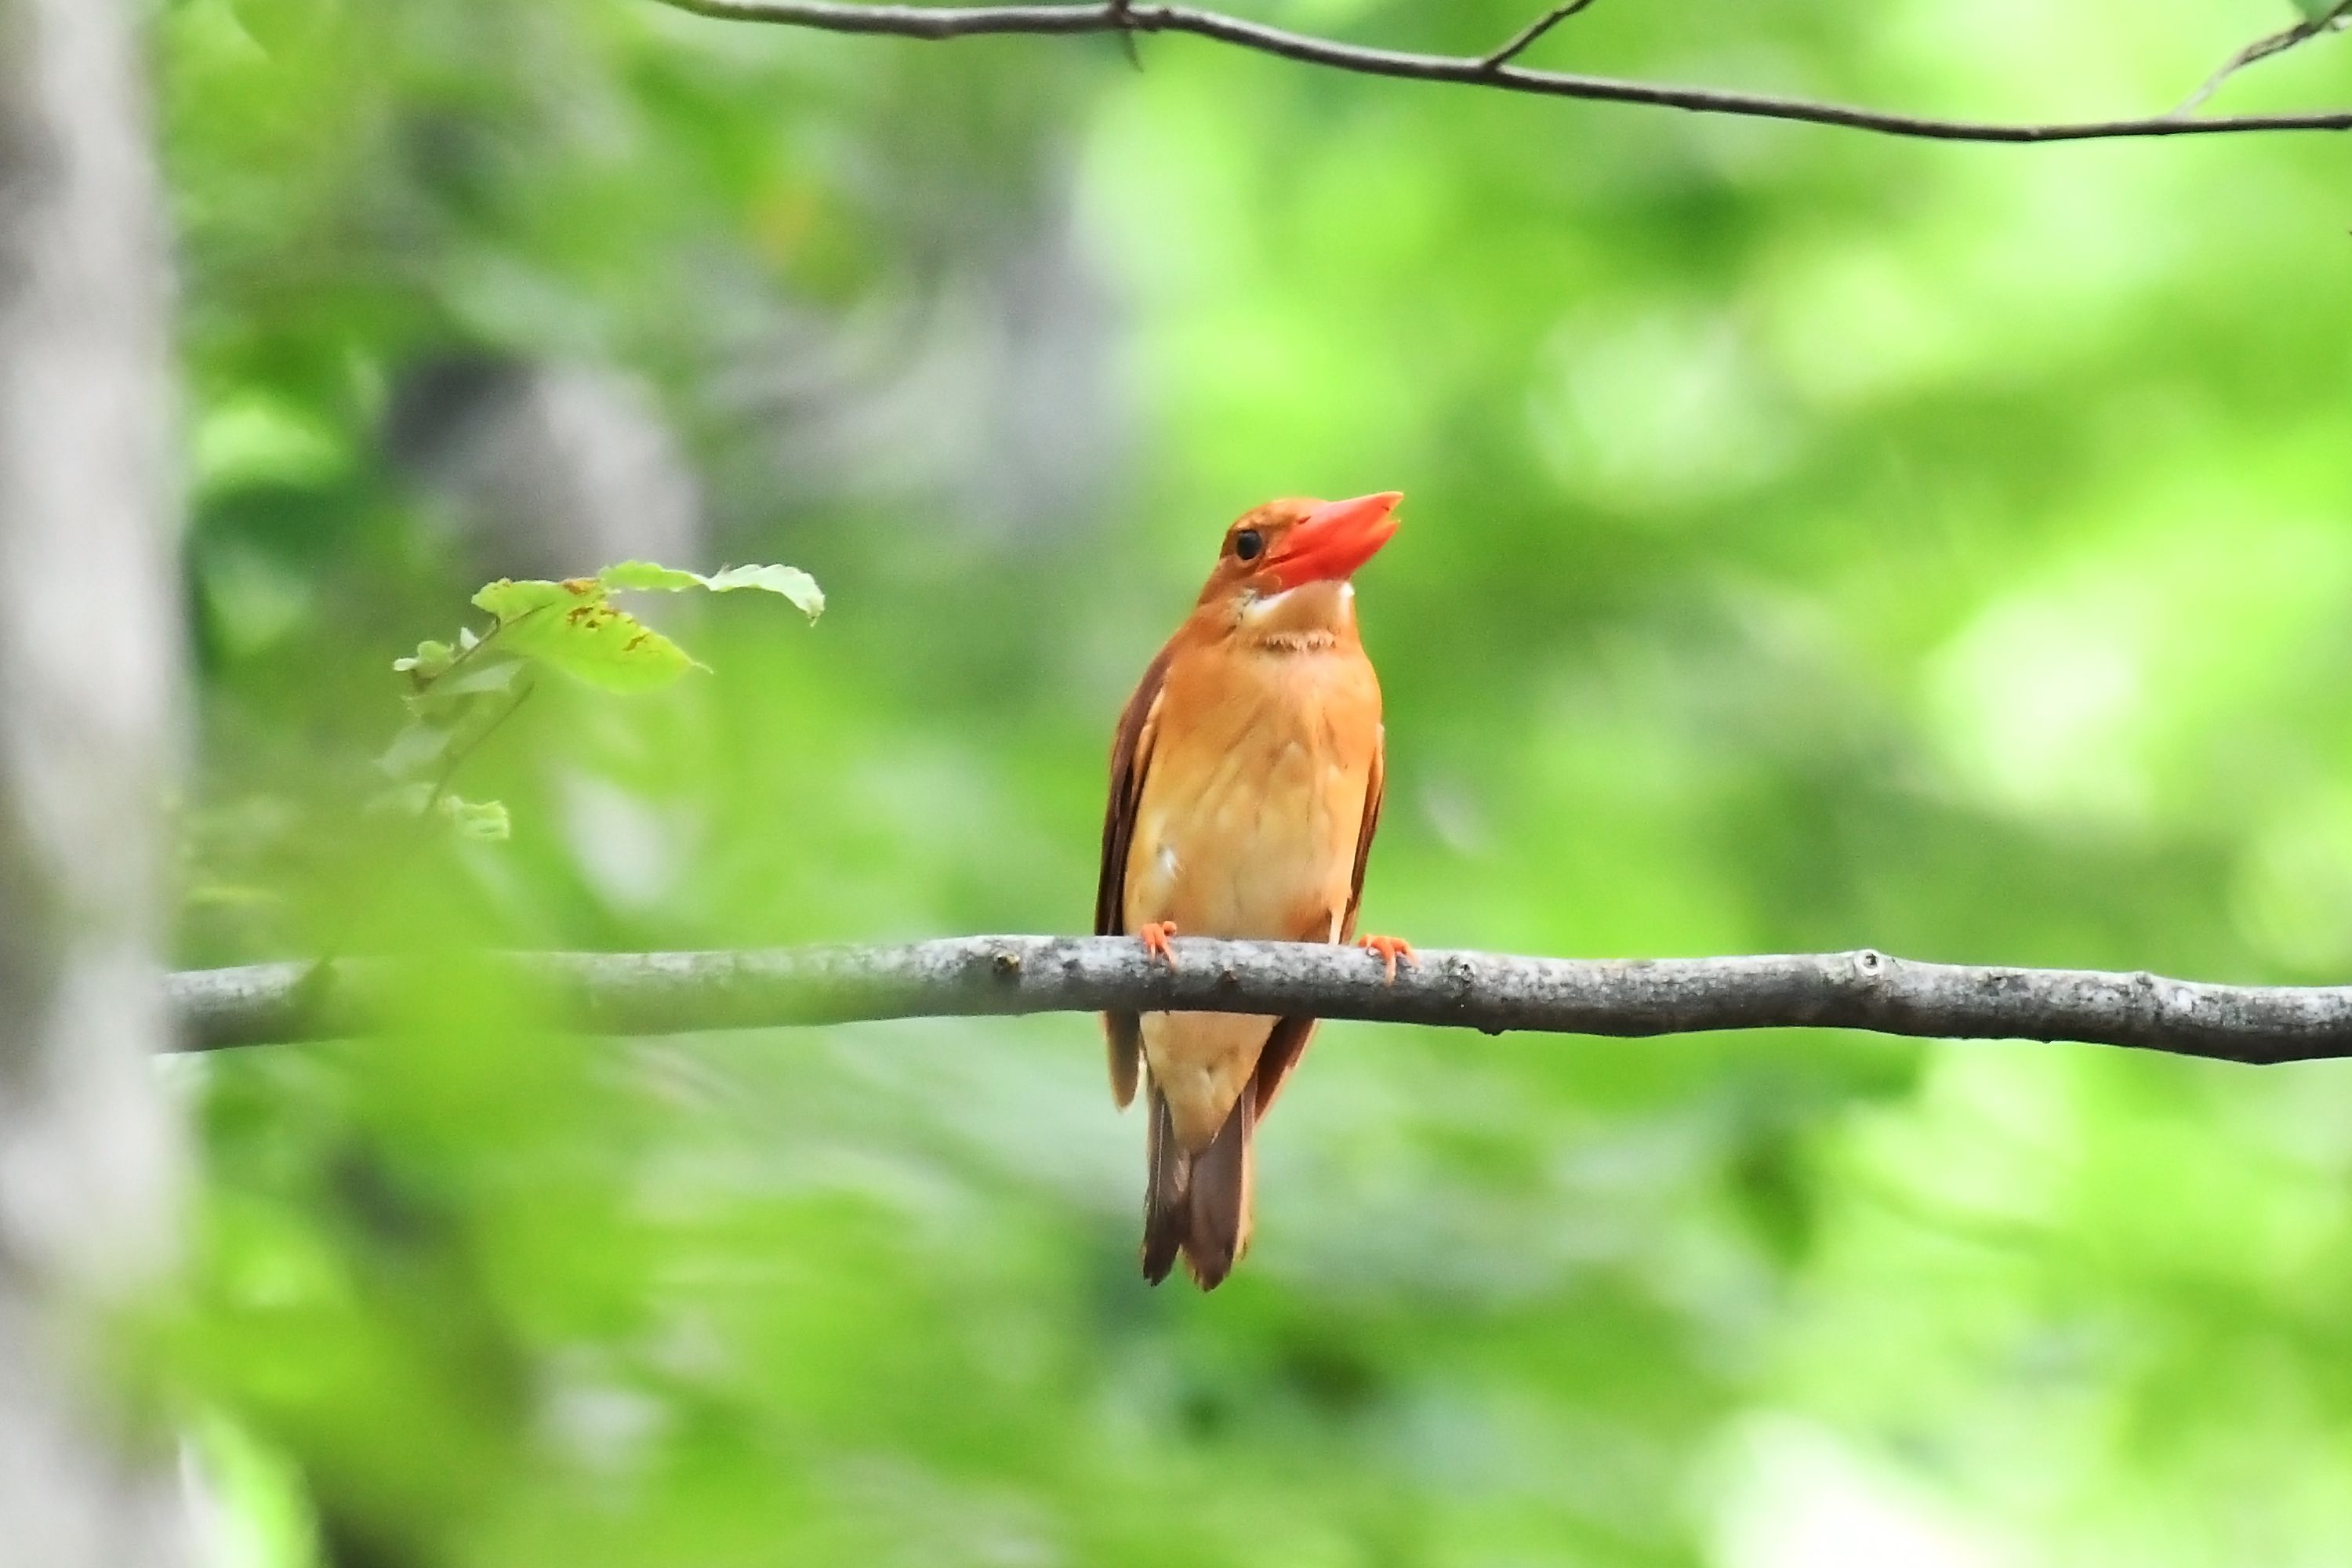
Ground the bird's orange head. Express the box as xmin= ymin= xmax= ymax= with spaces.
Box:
xmin=1194 ymin=492 xmax=1403 ymax=608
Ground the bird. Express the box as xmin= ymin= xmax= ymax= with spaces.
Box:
xmin=1095 ymin=492 xmax=1414 ymax=1290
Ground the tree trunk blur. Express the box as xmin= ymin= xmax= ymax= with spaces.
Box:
xmin=0 ymin=0 xmax=191 ymax=1562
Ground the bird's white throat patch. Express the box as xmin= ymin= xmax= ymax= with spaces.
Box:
xmin=1242 ymin=581 xmax=1352 ymax=652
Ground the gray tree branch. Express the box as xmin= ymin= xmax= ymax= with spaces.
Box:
xmin=172 ymin=938 xmax=2352 ymax=1065
xmin=648 ymin=0 xmax=2352 ymax=144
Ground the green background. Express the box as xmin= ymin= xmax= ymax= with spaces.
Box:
xmin=151 ymin=0 xmax=2352 ymax=1563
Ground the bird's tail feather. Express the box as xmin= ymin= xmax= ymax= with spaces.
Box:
xmin=1141 ymin=1083 xmax=1186 ymax=1284
xmin=1139 ymin=1076 xmax=1254 ymax=1290
xmin=1183 ymin=1085 xmax=1254 ymax=1289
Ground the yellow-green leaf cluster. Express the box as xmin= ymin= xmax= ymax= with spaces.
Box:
xmin=467 ymin=560 xmax=822 ymax=695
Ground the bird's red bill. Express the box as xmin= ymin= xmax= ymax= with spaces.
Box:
xmin=1266 ymin=491 xmax=1402 ymax=588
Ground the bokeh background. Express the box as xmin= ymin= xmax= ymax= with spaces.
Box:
xmin=151 ymin=0 xmax=2352 ymax=1563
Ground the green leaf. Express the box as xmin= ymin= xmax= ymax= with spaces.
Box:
xmin=468 ymin=576 xmax=691 ymax=692
xmin=595 ymin=561 xmax=705 ymax=593
xmin=597 ymin=559 xmax=826 ymax=620
xmin=699 ymin=563 xmax=826 ymax=620
xmin=498 ymin=597 xmax=695 ymax=692
xmin=437 ymin=796 xmax=511 ymax=842
xmin=461 ymin=561 xmax=817 ymax=694
xmin=471 ymin=577 xmax=586 ymax=623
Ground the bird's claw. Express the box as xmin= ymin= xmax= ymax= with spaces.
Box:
xmin=1358 ymin=933 xmax=1416 ymax=983
xmin=1138 ymin=921 xmax=1180 ymax=968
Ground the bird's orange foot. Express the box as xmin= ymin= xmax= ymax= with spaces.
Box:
xmin=1138 ymin=921 xmax=1180 ymax=968
xmin=1358 ymin=933 xmax=1417 ymax=983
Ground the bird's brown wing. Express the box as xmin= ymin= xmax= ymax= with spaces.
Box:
xmin=1339 ymin=726 xmax=1385 ymax=946
xmin=1253 ymin=728 xmax=1385 ymax=1119
xmin=1098 ymin=644 xmax=1173 ymax=1109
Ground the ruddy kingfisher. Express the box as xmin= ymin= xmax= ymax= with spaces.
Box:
xmin=1095 ymin=492 xmax=1413 ymax=1289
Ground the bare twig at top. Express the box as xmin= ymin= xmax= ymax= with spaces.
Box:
xmin=2173 ymin=0 xmax=2352 ymax=118
xmin=647 ymin=0 xmax=2352 ymax=145
xmin=1481 ymin=0 xmax=1602 ymax=74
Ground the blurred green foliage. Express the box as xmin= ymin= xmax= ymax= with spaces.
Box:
xmin=151 ymin=0 xmax=2352 ymax=1563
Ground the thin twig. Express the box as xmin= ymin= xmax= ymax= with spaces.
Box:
xmin=647 ymin=0 xmax=2352 ymax=145
xmin=2174 ymin=0 xmax=2352 ymax=118
xmin=170 ymin=936 xmax=2352 ymax=1064
xmin=1482 ymin=0 xmax=1599 ymax=74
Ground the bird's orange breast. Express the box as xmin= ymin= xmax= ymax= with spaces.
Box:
xmin=1125 ymin=644 xmax=1377 ymax=941
xmin=1122 ymin=612 xmax=1382 ymax=1149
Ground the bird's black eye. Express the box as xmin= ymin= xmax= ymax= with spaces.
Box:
xmin=1232 ymin=528 xmax=1265 ymax=562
